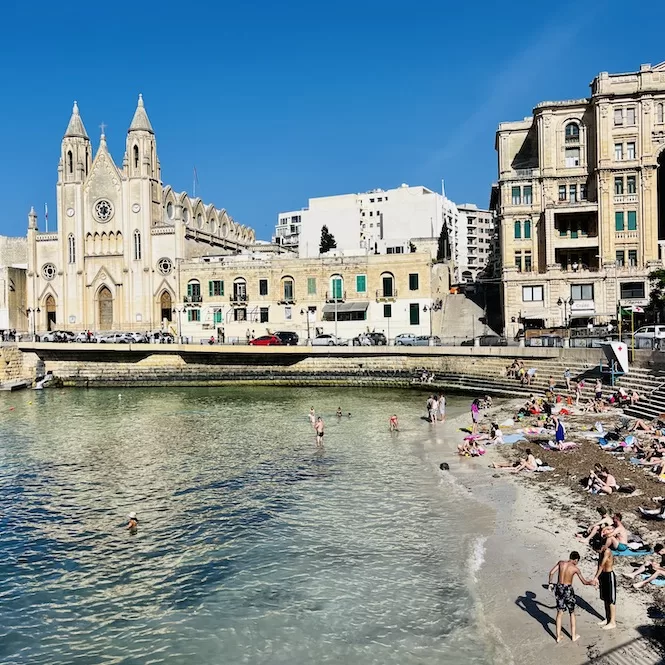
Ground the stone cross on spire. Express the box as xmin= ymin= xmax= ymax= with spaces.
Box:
xmin=99 ymin=121 xmax=107 ymax=137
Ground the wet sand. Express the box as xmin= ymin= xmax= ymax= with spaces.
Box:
xmin=433 ymin=404 xmax=660 ymax=665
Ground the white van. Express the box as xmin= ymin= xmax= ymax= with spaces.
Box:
xmin=634 ymin=325 xmax=665 ymax=349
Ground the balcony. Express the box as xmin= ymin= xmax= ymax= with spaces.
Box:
xmin=277 ymin=297 xmax=297 ymax=305
xmin=511 ymin=168 xmax=540 ymax=179
xmin=613 ymin=194 xmax=638 ymax=204
xmin=375 ymin=289 xmax=397 ymax=302
xmin=184 ymin=295 xmax=202 ymax=304
xmin=230 ymin=294 xmax=248 ymax=305
xmin=325 ymin=291 xmax=346 ymax=303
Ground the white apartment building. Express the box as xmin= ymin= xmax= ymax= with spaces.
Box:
xmin=456 ymin=204 xmax=495 ymax=281
xmin=275 ymin=183 xmax=471 ymax=282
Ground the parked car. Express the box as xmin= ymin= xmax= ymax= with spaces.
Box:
xmin=311 ymin=334 xmax=345 ymax=346
xmin=414 ymin=335 xmax=441 ymax=346
xmin=98 ymin=332 xmax=132 ymax=344
xmin=394 ymin=333 xmax=418 ymax=346
xmin=148 ymin=331 xmax=175 ymax=344
xmin=249 ymin=335 xmax=282 ymax=346
xmin=39 ymin=330 xmax=75 ymax=342
xmin=634 ymin=326 xmax=665 ymax=349
xmin=124 ymin=332 xmax=147 ymax=343
xmin=274 ymin=331 xmax=299 ymax=346
xmin=461 ymin=335 xmax=508 ymax=347
xmin=73 ymin=331 xmax=97 ymax=343
xmin=352 ymin=332 xmax=387 ymax=346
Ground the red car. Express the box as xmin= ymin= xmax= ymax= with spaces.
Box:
xmin=249 ymin=335 xmax=282 ymax=346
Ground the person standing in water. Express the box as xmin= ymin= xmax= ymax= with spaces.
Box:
xmin=127 ymin=512 xmax=139 ymax=532
xmin=336 ymin=407 xmax=343 ymax=418
xmin=389 ymin=414 xmax=399 ymax=432
xmin=593 ymin=545 xmax=617 ymax=630
xmin=309 ymin=407 xmax=316 ymax=428
xmin=548 ymin=551 xmax=597 ymax=642
xmin=314 ymin=417 xmax=325 ymax=446
xmin=438 ymin=393 xmax=446 ymax=422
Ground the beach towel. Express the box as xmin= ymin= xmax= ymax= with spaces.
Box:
xmin=501 ymin=434 xmax=528 ymax=444
xmin=611 ymin=547 xmax=651 ymax=557
xmin=533 ymin=465 xmax=555 ymax=472
xmin=641 ymin=574 xmax=665 ymax=587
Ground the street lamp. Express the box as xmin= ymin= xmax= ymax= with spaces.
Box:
xmin=172 ymin=306 xmax=184 ymax=344
xmin=26 ymin=307 xmax=41 ymax=342
xmin=300 ymin=308 xmax=311 ymax=343
xmin=556 ymin=298 xmax=574 ymax=327
xmin=422 ymin=304 xmax=433 ymax=344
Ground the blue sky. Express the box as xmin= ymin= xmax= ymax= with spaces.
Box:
xmin=3 ymin=0 xmax=665 ymax=240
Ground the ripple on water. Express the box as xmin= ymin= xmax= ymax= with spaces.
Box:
xmin=0 ymin=387 xmax=492 ymax=665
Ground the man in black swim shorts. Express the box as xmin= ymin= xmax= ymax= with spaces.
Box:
xmin=594 ymin=546 xmax=617 ymax=630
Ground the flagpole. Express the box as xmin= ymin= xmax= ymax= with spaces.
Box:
xmin=631 ymin=308 xmax=635 ymax=358
xmin=45 ymin=203 xmax=48 ymax=233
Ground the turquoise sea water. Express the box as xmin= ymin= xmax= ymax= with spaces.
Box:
xmin=0 ymin=387 xmax=495 ymax=664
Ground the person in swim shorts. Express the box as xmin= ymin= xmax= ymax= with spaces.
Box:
xmin=389 ymin=414 xmax=399 ymax=432
xmin=593 ymin=546 xmax=617 ymax=629
xmin=314 ymin=417 xmax=324 ymax=446
xmin=601 ymin=513 xmax=629 ymax=552
xmin=548 ymin=551 xmax=597 ymax=642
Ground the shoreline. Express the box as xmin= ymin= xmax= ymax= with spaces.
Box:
xmin=433 ymin=403 xmax=663 ymax=665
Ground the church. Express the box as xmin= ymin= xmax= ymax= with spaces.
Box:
xmin=27 ymin=96 xmax=256 ymax=333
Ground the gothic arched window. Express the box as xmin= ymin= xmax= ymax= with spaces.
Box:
xmin=68 ymin=234 xmax=76 ymax=264
xmin=133 ymin=230 xmax=142 ymax=260
xmin=133 ymin=145 xmax=139 ymax=170
xmin=67 ymin=150 xmax=73 ymax=174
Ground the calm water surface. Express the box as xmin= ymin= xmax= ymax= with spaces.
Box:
xmin=0 ymin=387 xmax=494 ymax=664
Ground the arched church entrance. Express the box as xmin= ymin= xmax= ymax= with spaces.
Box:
xmin=98 ymin=287 xmax=113 ymax=330
xmin=45 ymin=295 xmax=56 ymax=331
xmin=160 ymin=291 xmax=173 ymax=322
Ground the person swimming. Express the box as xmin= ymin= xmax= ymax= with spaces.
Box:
xmin=127 ymin=512 xmax=138 ymax=532
xmin=336 ymin=407 xmax=343 ymax=418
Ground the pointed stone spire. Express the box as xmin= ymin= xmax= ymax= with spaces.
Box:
xmin=64 ymin=101 xmax=89 ymax=139
xmin=28 ymin=206 xmax=38 ymax=230
xmin=128 ymin=94 xmax=154 ymax=134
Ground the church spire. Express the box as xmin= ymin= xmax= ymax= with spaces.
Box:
xmin=128 ymin=94 xmax=154 ymax=134
xmin=64 ymin=101 xmax=89 ymax=139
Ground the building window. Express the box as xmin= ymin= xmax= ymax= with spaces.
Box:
xmin=628 ymin=249 xmax=638 ymax=266
xmin=627 ymin=175 xmax=636 ymax=194
xmin=524 ymin=220 xmax=531 ymax=239
xmin=558 ymin=185 xmax=567 ymax=201
xmin=580 ymin=183 xmax=588 ymax=200
xmin=627 ymin=142 xmax=636 ymax=160
xmin=331 ymin=276 xmax=343 ymax=300
xmin=569 ymin=184 xmax=577 ymax=202
xmin=187 ymin=281 xmax=201 ymax=300
xmin=511 ymin=186 xmax=521 ymax=205
xmin=409 ymin=273 xmax=419 ymax=291
xmin=658 ymin=103 xmax=665 ymax=124
xmin=282 ymin=279 xmax=294 ymax=301
xmin=260 ymin=307 xmax=269 ymax=323
xmin=522 ymin=285 xmax=543 ymax=302
xmin=208 ymin=280 xmax=224 ymax=297
xmin=565 ymin=122 xmax=580 ymax=140
xmin=356 ymin=275 xmax=366 ymax=293
xmin=386 ymin=246 xmax=404 ymax=254
xmin=187 ymin=309 xmax=200 ymax=322
xmin=614 ymin=177 xmax=624 ymax=195
xmin=285 ymin=306 xmax=292 ymax=321
xmin=409 ymin=303 xmax=420 ymax=326
xmin=259 ymin=279 xmax=268 ymax=296
xmin=571 ymin=284 xmax=594 ymax=301
xmin=307 ymin=277 xmax=316 ymax=295
xmin=615 ymin=211 xmax=625 ymax=231
xmin=524 ymin=253 xmax=532 ymax=272
xmin=514 ymin=221 xmax=521 ymax=239
xmin=565 ymin=147 xmax=580 ymax=167
xmin=234 ymin=308 xmax=246 ymax=322
xmin=614 ymin=108 xmax=623 ymax=126
xmin=616 ymin=250 xmax=624 ymax=267
xmin=627 ymin=211 xmax=637 ymax=231
xmin=131 ymin=230 xmax=141 ymax=260
xmin=383 ymin=304 xmax=392 ymax=318
xmin=523 ymin=186 xmax=532 ymax=205
xmin=133 ymin=145 xmax=139 ymax=169
xmin=213 ymin=308 xmax=222 ymax=324
xmin=614 ymin=143 xmax=623 ymax=161
xmin=515 ymin=252 xmax=522 ymax=272
xmin=626 ymin=107 xmax=636 ymax=126
xmin=67 ymin=151 xmax=73 ymax=174
xmin=620 ymin=282 xmax=645 ymax=299
xmin=68 ymin=234 xmax=75 ymax=264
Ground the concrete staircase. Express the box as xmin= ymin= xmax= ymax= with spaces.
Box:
xmin=438 ymin=294 xmax=493 ymax=341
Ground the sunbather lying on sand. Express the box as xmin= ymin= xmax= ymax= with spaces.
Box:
xmin=491 ymin=448 xmax=538 ymax=472
xmin=638 ymin=498 xmax=665 ymax=520
xmin=625 ymin=544 xmax=665 ymax=588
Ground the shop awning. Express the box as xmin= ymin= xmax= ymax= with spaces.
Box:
xmin=322 ymin=301 xmax=369 ymax=314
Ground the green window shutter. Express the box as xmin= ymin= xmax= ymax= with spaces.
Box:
xmin=409 ymin=273 xmax=419 ymax=290
xmin=524 ymin=220 xmax=531 ymax=239
xmin=514 ymin=221 xmax=521 ymax=239
xmin=208 ymin=281 xmax=213 ymax=297
xmin=213 ymin=310 xmax=222 ymax=324
xmin=409 ymin=303 xmax=420 ymax=325
xmin=627 ymin=211 xmax=637 ymax=230
xmin=307 ymin=277 xmax=316 ymax=295
xmin=356 ymin=275 xmax=366 ymax=293
xmin=615 ymin=212 xmax=624 ymax=231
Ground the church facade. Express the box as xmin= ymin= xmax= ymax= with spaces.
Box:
xmin=27 ymin=97 xmax=255 ymax=333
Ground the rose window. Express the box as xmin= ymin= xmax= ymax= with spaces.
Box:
xmin=42 ymin=263 xmax=57 ymax=281
xmin=157 ymin=257 xmax=173 ymax=275
xmin=94 ymin=199 xmax=114 ymax=222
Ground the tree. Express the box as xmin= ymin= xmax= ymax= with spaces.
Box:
xmin=319 ymin=225 xmax=337 ymax=253
xmin=646 ymin=269 xmax=665 ymax=322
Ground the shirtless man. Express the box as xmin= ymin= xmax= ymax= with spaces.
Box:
xmin=576 ymin=506 xmax=613 ymax=546
xmin=309 ymin=406 xmax=316 ymax=428
xmin=389 ymin=414 xmax=399 ymax=432
xmin=601 ymin=513 xmax=629 ymax=553
xmin=594 ymin=546 xmax=617 ymax=630
xmin=314 ymin=417 xmax=325 ymax=446
xmin=548 ymin=551 xmax=597 ymax=642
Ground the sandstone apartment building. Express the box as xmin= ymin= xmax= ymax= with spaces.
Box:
xmin=494 ymin=62 xmax=665 ymax=338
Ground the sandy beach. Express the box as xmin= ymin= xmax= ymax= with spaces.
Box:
xmin=429 ymin=401 xmax=665 ymax=665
